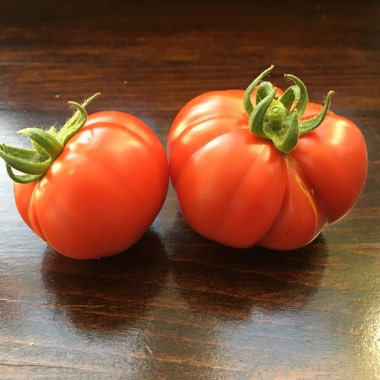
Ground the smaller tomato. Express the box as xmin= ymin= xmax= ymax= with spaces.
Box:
xmin=0 ymin=94 xmax=169 ymax=259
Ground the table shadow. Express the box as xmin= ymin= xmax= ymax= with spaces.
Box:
xmin=168 ymin=215 xmax=329 ymax=320
xmin=41 ymin=229 xmax=169 ymax=334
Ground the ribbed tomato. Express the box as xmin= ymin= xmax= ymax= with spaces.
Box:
xmin=168 ymin=67 xmax=367 ymax=250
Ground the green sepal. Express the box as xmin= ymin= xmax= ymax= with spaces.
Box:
xmin=0 ymin=93 xmax=100 ymax=183
xmin=279 ymin=85 xmax=300 ymax=112
xmin=299 ymin=91 xmax=334 ymax=134
xmin=243 ymin=65 xmax=274 ymax=116
xmin=6 ymin=164 xmax=43 ymax=183
xmin=256 ymin=81 xmax=274 ymax=105
xmin=17 ymin=128 xmax=63 ymax=161
xmin=249 ymin=89 xmax=276 ymax=138
xmin=244 ymin=67 xmax=334 ymax=154
xmin=32 ymin=125 xmax=59 ymax=160
xmin=284 ymin=73 xmax=308 ymax=117
xmin=0 ymin=145 xmax=41 ymax=161
xmin=31 ymin=140 xmax=50 ymax=161
xmin=59 ymin=93 xmax=99 ymax=144
xmin=268 ymin=112 xmax=299 ymax=154
xmin=0 ymin=144 xmax=51 ymax=174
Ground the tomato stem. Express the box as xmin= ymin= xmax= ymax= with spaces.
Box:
xmin=0 ymin=93 xmax=100 ymax=183
xmin=244 ymin=67 xmax=333 ymax=153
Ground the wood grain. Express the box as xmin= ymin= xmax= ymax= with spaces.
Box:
xmin=0 ymin=0 xmax=379 ymax=378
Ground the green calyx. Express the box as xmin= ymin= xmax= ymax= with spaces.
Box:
xmin=244 ymin=65 xmax=334 ymax=154
xmin=0 ymin=93 xmax=100 ymax=183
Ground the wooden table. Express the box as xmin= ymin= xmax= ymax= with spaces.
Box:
xmin=0 ymin=0 xmax=379 ymax=378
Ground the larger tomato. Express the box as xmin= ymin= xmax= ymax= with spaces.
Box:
xmin=0 ymin=94 xmax=169 ymax=259
xmin=168 ymin=67 xmax=367 ymax=250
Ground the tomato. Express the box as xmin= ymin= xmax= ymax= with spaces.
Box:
xmin=168 ymin=67 xmax=367 ymax=250
xmin=0 ymin=94 xmax=169 ymax=259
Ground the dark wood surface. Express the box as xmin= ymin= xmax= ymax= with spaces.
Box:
xmin=0 ymin=0 xmax=379 ymax=378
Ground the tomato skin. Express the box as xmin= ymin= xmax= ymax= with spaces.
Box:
xmin=14 ymin=111 xmax=169 ymax=259
xmin=168 ymin=90 xmax=367 ymax=250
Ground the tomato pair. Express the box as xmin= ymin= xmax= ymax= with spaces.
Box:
xmin=0 ymin=67 xmax=368 ymax=259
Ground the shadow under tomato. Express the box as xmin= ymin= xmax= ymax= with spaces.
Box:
xmin=41 ymin=230 xmax=169 ymax=333
xmin=168 ymin=214 xmax=328 ymax=320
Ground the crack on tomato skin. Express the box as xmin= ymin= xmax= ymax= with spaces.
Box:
xmin=287 ymin=156 xmax=328 ymax=235
xmin=258 ymin=156 xmax=328 ymax=250
xmin=286 ymin=155 xmax=329 ymax=228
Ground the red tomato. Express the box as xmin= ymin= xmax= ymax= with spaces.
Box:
xmin=9 ymin=108 xmax=168 ymax=259
xmin=168 ymin=68 xmax=367 ymax=250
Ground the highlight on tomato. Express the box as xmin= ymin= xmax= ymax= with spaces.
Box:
xmin=168 ymin=66 xmax=368 ymax=250
xmin=0 ymin=94 xmax=169 ymax=259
